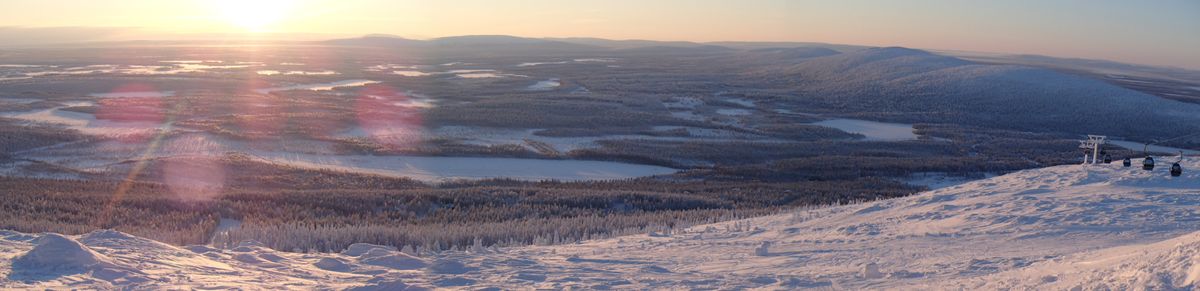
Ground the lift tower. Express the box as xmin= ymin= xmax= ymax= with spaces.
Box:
xmin=1079 ymin=135 xmax=1107 ymax=165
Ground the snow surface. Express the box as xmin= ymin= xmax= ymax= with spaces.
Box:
xmin=2 ymin=158 xmax=1198 ymax=289
xmin=526 ymin=79 xmax=561 ymax=91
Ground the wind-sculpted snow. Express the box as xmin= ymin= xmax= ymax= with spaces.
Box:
xmin=1 ymin=158 xmax=1197 ymax=289
xmin=952 ymin=231 xmax=1200 ymax=290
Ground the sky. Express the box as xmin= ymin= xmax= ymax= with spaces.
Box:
xmin=0 ymin=0 xmax=1197 ymax=69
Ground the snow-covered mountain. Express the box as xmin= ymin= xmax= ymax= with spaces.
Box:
xmin=2 ymin=158 xmax=1197 ymax=289
xmin=750 ymin=47 xmax=1200 ymax=141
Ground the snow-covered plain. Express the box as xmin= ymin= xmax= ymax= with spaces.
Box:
xmin=2 ymin=158 xmax=1196 ymax=289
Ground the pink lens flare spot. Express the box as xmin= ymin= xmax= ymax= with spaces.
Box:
xmin=354 ymin=85 xmax=424 ymax=151
xmin=162 ymin=136 xmax=227 ymax=201
xmin=93 ymin=83 xmax=169 ymax=142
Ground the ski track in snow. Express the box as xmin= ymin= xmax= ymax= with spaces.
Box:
xmin=1 ymin=159 xmax=1198 ymax=289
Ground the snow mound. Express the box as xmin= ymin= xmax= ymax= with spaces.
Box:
xmin=233 ymin=253 xmax=263 ymax=264
xmin=14 ymin=234 xmax=107 ymax=269
xmin=79 ymin=229 xmax=159 ymax=248
xmin=347 ymin=278 xmax=429 ymax=291
xmin=236 ymin=240 xmax=266 ymax=248
xmin=79 ymin=229 xmax=136 ymax=241
xmin=0 ymin=230 xmax=37 ymax=242
xmin=427 ymin=259 xmax=471 ymax=274
xmin=360 ymin=253 xmax=427 ymax=270
xmin=10 ymin=233 xmax=123 ymax=277
xmin=184 ymin=245 xmax=218 ymax=254
xmin=314 ymin=257 xmax=353 ymax=272
xmin=342 ymin=243 xmax=398 ymax=257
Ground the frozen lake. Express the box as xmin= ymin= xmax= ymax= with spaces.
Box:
xmin=254 ymin=80 xmax=379 ymax=94
xmin=813 ymin=119 xmax=917 ymax=141
xmin=527 ymin=79 xmax=561 ymax=90
xmin=248 ymin=152 xmax=678 ymax=182
xmin=89 ymin=91 xmax=175 ymax=98
xmin=256 ymin=70 xmax=338 ymax=76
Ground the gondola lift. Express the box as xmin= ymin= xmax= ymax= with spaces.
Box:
xmin=1142 ymin=142 xmax=1155 ymax=171
xmin=1122 ymin=157 xmax=1131 ymax=167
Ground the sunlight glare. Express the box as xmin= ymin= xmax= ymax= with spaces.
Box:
xmin=216 ymin=0 xmax=294 ymax=32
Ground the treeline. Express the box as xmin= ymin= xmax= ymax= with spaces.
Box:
xmin=0 ymin=163 xmax=919 ymax=251
xmin=215 ymin=209 xmax=762 ymax=253
xmin=0 ymin=118 xmax=87 ymax=153
xmin=0 ymin=177 xmax=218 ymax=245
xmin=568 ymin=139 xmax=962 ymax=168
xmin=422 ymin=97 xmax=688 ymax=129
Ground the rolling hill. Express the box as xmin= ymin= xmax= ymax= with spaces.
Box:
xmin=747 ymin=47 xmax=1200 ymax=143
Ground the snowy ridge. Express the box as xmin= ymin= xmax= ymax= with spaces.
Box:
xmin=759 ymin=47 xmax=1200 ymax=139
xmin=1 ymin=158 xmax=1197 ymax=289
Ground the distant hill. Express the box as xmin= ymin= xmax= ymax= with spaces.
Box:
xmin=322 ymin=35 xmax=425 ymax=47
xmin=747 ymin=47 xmax=1200 ymax=141
xmin=732 ymin=47 xmax=843 ymax=65
xmin=545 ymin=37 xmax=706 ymax=49
xmin=327 ymin=35 xmax=861 ymax=53
xmin=322 ymin=34 xmax=603 ymax=56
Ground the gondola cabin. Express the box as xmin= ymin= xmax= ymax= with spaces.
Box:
xmin=1123 ymin=157 xmax=1132 ymax=167
xmin=1172 ymin=163 xmax=1183 ymax=177
xmin=1143 ymin=156 xmax=1155 ymax=171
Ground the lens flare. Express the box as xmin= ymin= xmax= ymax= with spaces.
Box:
xmin=96 ymin=83 xmax=175 ymax=226
xmin=162 ymin=135 xmax=227 ymax=201
xmin=355 ymin=85 xmax=424 ymax=151
xmin=93 ymin=83 xmax=168 ymax=142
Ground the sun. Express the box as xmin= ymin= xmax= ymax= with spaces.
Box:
xmin=215 ymin=0 xmax=293 ymax=32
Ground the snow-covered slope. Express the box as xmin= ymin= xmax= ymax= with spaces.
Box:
xmin=753 ymin=47 xmax=1200 ymax=139
xmin=1 ymin=158 xmax=1197 ymax=289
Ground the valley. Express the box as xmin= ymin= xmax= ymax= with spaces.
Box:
xmin=0 ymin=35 xmax=1198 ymax=289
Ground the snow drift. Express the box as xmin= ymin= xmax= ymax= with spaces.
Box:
xmin=12 ymin=234 xmax=115 ymax=274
